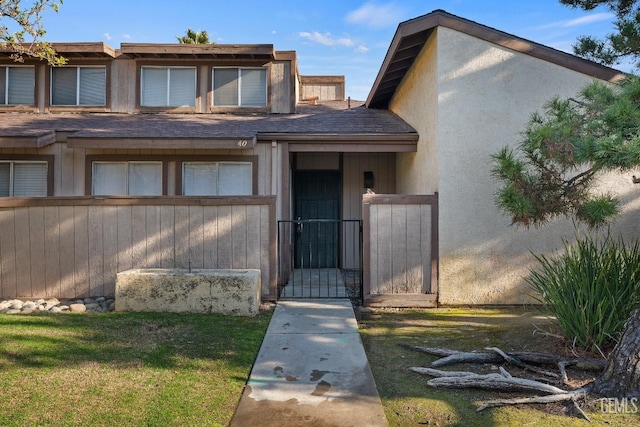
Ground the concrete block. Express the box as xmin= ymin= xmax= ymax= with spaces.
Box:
xmin=115 ymin=269 xmax=261 ymax=316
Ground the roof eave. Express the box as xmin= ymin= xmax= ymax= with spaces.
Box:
xmin=119 ymin=43 xmax=275 ymax=61
xmin=366 ymin=9 xmax=627 ymax=109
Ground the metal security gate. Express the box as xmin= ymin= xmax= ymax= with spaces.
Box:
xmin=277 ymin=219 xmax=362 ymax=303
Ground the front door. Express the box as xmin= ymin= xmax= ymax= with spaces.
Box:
xmin=294 ymin=171 xmax=340 ymax=268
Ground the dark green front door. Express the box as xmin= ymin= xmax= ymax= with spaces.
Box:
xmin=294 ymin=171 xmax=340 ymax=268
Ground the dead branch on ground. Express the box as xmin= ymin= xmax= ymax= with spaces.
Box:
xmin=403 ymin=345 xmax=604 ymax=421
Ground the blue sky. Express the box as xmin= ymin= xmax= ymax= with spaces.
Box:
xmin=38 ymin=0 xmax=624 ymax=101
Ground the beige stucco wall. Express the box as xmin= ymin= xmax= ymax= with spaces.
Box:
xmin=390 ymin=27 xmax=640 ymax=304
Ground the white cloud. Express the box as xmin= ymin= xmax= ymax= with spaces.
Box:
xmin=563 ymin=12 xmax=614 ymax=27
xmin=103 ymin=33 xmax=112 ymax=41
xmin=346 ymin=2 xmax=406 ymax=29
xmin=355 ymin=45 xmax=369 ymax=54
xmin=538 ymin=12 xmax=614 ymax=30
xmin=299 ymin=31 xmax=354 ymax=47
xmin=123 ymin=34 xmax=131 ymax=40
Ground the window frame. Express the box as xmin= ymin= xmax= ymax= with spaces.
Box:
xmin=49 ymin=64 xmax=108 ymax=108
xmin=85 ymin=155 xmax=169 ymax=196
xmin=176 ymin=156 xmax=258 ymax=196
xmin=0 ymin=65 xmax=36 ymax=107
xmin=139 ymin=65 xmax=197 ymax=109
xmin=211 ymin=67 xmax=268 ymax=108
xmin=0 ymin=155 xmax=54 ymax=197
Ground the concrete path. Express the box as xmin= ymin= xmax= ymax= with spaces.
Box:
xmin=230 ymin=299 xmax=387 ymax=427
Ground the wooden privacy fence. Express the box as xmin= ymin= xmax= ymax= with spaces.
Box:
xmin=362 ymin=194 xmax=438 ymax=307
xmin=0 ymin=196 xmax=276 ymax=300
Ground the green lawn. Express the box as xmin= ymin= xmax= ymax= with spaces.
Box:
xmin=0 ymin=311 xmax=271 ymax=427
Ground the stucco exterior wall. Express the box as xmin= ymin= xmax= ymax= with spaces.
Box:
xmin=390 ymin=27 xmax=640 ymax=304
xmin=393 ymin=31 xmax=439 ymax=195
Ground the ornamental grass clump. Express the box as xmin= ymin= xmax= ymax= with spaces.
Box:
xmin=527 ymin=232 xmax=640 ymax=351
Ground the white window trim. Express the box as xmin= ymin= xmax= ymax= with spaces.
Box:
xmin=140 ymin=66 xmax=197 ymax=107
xmin=50 ymin=65 xmax=106 ymax=106
xmin=212 ymin=67 xmax=267 ymax=107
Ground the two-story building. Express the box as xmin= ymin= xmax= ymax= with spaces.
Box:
xmin=0 ymin=10 xmax=636 ymax=307
xmin=0 ymin=40 xmax=420 ymax=304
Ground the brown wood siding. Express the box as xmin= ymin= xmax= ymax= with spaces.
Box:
xmin=0 ymin=144 xmax=271 ymax=197
xmin=0 ymin=196 xmax=276 ymax=300
xmin=342 ymin=153 xmax=395 ymax=269
xmin=362 ymin=194 xmax=438 ymax=306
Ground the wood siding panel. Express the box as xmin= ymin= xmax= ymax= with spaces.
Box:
xmin=131 ymin=205 xmax=147 ymax=270
xmin=58 ymin=206 xmax=76 ymax=297
xmin=44 ymin=207 xmax=61 ymax=297
xmin=0 ymin=197 xmax=276 ymax=300
xmin=217 ymin=205 xmax=233 ymax=269
xmin=14 ymin=209 xmax=32 ymax=297
xmin=174 ymin=205 xmax=190 ymax=269
xmin=102 ymin=206 xmax=118 ymax=295
xmin=232 ymin=206 xmax=248 ymax=268
xmin=203 ymin=206 xmax=219 ymax=268
xmin=363 ymin=194 xmax=438 ymax=305
xmin=0 ymin=210 xmax=17 ymax=298
xmin=390 ymin=204 xmax=407 ymax=293
xmin=405 ymin=204 xmax=424 ymax=293
xmin=145 ymin=206 xmax=162 ymax=268
xmin=159 ymin=206 xmax=175 ymax=267
xmin=29 ymin=208 xmax=47 ymax=297
xmin=88 ymin=206 xmax=104 ymax=296
xmin=73 ymin=206 xmax=90 ymax=297
xmin=117 ymin=206 xmax=133 ymax=273
xmin=188 ymin=206 xmax=205 ymax=269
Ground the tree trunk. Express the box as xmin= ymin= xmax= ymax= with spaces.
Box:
xmin=592 ymin=307 xmax=640 ymax=398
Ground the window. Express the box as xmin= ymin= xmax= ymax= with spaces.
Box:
xmin=51 ymin=66 xmax=106 ymax=106
xmin=212 ymin=68 xmax=266 ymax=107
xmin=141 ymin=66 xmax=196 ymax=107
xmin=92 ymin=161 xmax=162 ymax=195
xmin=0 ymin=161 xmax=48 ymax=196
xmin=0 ymin=66 xmax=35 ymax=105
xmin=182 ymin=162 xmax=252 ymax=195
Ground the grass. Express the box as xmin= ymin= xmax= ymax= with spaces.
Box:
xmin=358 ymin=307 xmax=639 ymax=427
xmin=0 ymin=311 xmax=271 ymax=427
xmin=3 ymin=306 xmax=639 ymax=427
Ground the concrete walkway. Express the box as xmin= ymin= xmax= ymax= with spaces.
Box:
xmin=230 ymin=299 xmax=387 ymax=427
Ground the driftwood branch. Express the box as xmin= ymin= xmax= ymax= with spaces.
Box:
xmin=485 ymin=347 xmax=559 ymax=378
xmin=411 ymin=367 xmax=569 ymax=394
xmin=400 ymin=345 xmax=606 ymax=371
xmin=404 ymin=345 xmax=600 ymax=421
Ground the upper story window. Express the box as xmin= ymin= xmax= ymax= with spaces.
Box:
xmin=0 ymin=161 xmax=48 ymax=197
xmin=0 ymin=66 xmax=35 ymax=106
xmin=212 ymin=67 xmax=267 ymax=107
xmin=141 ymin=66 xmax=196 ymax=107
xmin=92 ymin=161 xmax=162 ymax=195
xmin=182 ymin=162 xmax=253 ymax=195
xmin=51 ymin=66 xmax=106 ymax=106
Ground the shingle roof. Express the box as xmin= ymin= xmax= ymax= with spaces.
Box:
xmin=0 ymin=100 xmax=415 ymax=141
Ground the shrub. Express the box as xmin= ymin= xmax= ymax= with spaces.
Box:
xmin=527 ymin=231 xmax=640 ymax=351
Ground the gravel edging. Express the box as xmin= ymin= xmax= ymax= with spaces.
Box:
xmin=0 ymin=297 xmax=115 ymax=314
